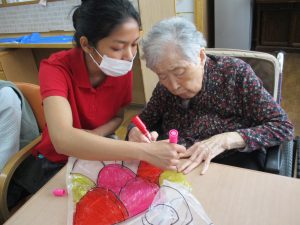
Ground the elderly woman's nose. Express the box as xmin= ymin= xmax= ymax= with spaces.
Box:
xmin=168 ymin=77 xmax=180 ymax=92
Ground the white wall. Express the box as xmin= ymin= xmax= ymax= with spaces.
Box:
xmin=176 ymin=0 xmax=194 ymax=23
xmin=0 ymin=0 xmax=193 ymax=34
xmin=214 ymin=0 xmax=253 ymax=50
xmin=0 ymin=0 xmax=139 ymax=34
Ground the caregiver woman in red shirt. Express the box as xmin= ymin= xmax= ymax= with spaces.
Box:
xmin=11 ymin=0 xmax=185 ymax=203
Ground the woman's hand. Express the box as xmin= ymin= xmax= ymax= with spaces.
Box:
xmin=144 ymin=141 xmax=186 ymax=170
xmin=178 ymin=132 xmax=245 ymax=175
xmin=128 ymin=127 xmax=158 ymax=143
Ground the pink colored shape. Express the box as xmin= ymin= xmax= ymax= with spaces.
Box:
xmin=97 ymin=164 xmax=136 ymax=195
xmin=119 ymin=177 xmax=159 ymax=217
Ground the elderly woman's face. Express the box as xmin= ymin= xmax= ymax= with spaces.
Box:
xmin=153 ymin=49 xmax=206 ymax=99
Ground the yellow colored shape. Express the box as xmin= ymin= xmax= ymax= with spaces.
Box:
xmin=159 ymin=170 xmax=191 ymax=188
xmin=71 ymin=173 xmax=96 ymax=203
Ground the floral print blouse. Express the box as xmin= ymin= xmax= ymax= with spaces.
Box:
xmin=139 ymin=55 xmax=294 ymax=151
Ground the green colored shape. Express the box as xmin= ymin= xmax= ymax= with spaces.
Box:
xmin=159 ymin=170 xmax=191 ymax=188
xmin=72 ymin=173 xmax=96 ymax=203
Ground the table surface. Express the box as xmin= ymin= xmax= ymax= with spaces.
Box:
xmin=4 ymin=163 xmax=300 ymax=225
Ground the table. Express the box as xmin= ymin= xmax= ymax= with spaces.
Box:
xmin=4 ymin=163 xmax=300 ymax=225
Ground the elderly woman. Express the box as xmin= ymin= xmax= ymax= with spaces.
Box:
xmin=128 ymin=17 xmax=294 ymax=174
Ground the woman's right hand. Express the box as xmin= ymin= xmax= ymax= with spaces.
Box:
xmin=128 ymin=127 xmax=158 ymax=143
xmin=142 ymin=141 xmax=186 ymax=170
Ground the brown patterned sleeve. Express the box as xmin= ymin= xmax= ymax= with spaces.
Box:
xmin=236 ymin=63 xmax=294 ymax=150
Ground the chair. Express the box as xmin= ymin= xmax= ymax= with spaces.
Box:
xmin=0 ymin=82 xmax=44 ymax=223
xmin=205 ymin=48 xmax=294 ymax=176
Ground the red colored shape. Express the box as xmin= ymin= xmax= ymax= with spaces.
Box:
xmin=74 ymin=188 xmax=128 ymax=225
xmin=119 ymin=177 xmax=159 ymax=217
xmin=97 ymin=164 xmax=136 ymax=195
xmin=137 ymin=161 xmax=162 ymax=184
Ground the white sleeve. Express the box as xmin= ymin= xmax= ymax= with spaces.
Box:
xmin=0 ymin=87 xmax=22 ymax=171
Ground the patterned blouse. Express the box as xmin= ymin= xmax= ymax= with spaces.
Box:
xmin=139 ymin=55 xmax=294 ymax=151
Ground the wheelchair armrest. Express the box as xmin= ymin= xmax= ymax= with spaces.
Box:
xmin=264 ymin=145 xmax=281 ymax=174
xmin=264 ymin=140 xmax=294 ymax=176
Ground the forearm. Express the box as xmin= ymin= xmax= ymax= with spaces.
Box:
xmin=223 ymin=132 xmax=246 ymax=150
xmin=201 ymin=132 xmax=246 ymax=151
xmin=90 ymin=116 xmax=123 ymax=136
xmin=51 ymin=126 xmax=146 ymax=161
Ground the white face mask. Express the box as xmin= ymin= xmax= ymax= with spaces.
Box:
xmin=89 ymin=48 xmax=135 ymax=77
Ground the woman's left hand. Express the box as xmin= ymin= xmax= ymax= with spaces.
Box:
xmin=178 ymin=132 xmax=245 ymax=175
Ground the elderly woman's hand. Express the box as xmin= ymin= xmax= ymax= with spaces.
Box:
xmin=178 ymin=132 xmax=245 ymax=175
xmin=128 ymin=127 xmax=159 ymax=143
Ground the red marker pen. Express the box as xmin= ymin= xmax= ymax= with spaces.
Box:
xmin=169 ymin=129 xmax=178 ymax=144
xmin=131 ymin=115 xmax=152 ymax=142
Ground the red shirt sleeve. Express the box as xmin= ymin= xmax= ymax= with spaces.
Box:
xmin=39 ymin=60 xmax=69 ymax=100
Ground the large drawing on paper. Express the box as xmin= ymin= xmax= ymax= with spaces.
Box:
xmin=67 ymin=158 xmax=213 ymax=225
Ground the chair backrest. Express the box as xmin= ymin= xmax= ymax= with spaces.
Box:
xmin=205 ymin=48 xmax=283 ymax=104
xmin=14 ymin=82 xmax=45 ymax=131
xmin=0 ymin=82 xmax=44 ymax=223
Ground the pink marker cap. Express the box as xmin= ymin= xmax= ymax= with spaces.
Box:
xmin=52 ymin=188 xmax=66 ymax=197
xmin=169 ymin=129 xmax=178 ymax=144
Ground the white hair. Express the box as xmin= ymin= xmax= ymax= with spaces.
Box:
xmin=141 ymin=17 xmax=207 ymax=70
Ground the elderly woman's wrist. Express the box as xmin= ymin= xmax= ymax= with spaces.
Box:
xmin=224 ymin=132 xmax=246 ymax=150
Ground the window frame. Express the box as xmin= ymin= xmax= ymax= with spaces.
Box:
xmin=0 ymin=0 xmax=58 ymax=7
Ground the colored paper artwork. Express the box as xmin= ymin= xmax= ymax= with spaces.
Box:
xmin=67 ymin=158 xmax=213 ymax=225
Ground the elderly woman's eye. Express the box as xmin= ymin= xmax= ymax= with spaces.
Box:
xmin=174 ymin=68 xmax=185 ymax=77
xmin=175 ymin=72 xmax=184 ymax=77
xmin=175 ymin=71 xmax=185 ymax=77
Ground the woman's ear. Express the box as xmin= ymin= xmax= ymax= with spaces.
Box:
xmin=199 ymin=48 xmax=206 ymax=65
xmin=80 ymin=36 xmax=93 ymax=54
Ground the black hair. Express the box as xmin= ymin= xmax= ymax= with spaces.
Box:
xmin=72 ymin=0 xmax=141 ymax=47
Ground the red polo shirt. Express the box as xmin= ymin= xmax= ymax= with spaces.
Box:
xmin=32 ymin=48 xmax=132 ymax=163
